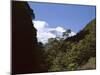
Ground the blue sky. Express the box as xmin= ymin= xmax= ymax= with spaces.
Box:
xmin=28 ymin=2 xmax=96 ymax=33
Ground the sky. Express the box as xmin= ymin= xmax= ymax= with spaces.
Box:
xmin=28 ymin=2 xmax=96 ymax=43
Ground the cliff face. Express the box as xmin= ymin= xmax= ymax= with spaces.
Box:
xmin=12 ymin=1 xmax=44 ymax=74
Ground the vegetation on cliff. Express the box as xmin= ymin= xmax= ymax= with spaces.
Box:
xmin=39 ymin=19 xmax=96 ymax=71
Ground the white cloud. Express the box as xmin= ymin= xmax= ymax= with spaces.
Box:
xmin=55 ymin=27 xmax=66 ymax=32
xmin=69 ymin=32 xmax=76 ymax=36
xmin=33 ymin=20 xmax=57 ymax=43
xmin=33 ymin=20 xmax=76 ymax=44
xmin=33 ymin=21 xmax=48 ymax=30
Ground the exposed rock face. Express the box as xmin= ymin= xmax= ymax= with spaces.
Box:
xmin=12 ymin=1 xmax=44 ymax=74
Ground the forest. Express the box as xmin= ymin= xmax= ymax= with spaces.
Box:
xmin=37 ymin=19 xmax=96 ymax=72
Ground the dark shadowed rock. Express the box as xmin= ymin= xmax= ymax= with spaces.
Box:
xmin=12 ymin=1 xmax=46 ymax=74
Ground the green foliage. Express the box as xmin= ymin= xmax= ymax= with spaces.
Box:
xmin=63 ymin=29 xmax=71 ymax=38
xmin=41 ymin=19 xmax=96 ymax=72
xmin=78 ymin=57 xmax=96 ymax=70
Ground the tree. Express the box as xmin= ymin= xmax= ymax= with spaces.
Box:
xmin=63 ymin=29 xmax=71 ymax=38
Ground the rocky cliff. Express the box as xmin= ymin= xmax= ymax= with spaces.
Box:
xmin=12 ymin=1 xmax=45 ymax=74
